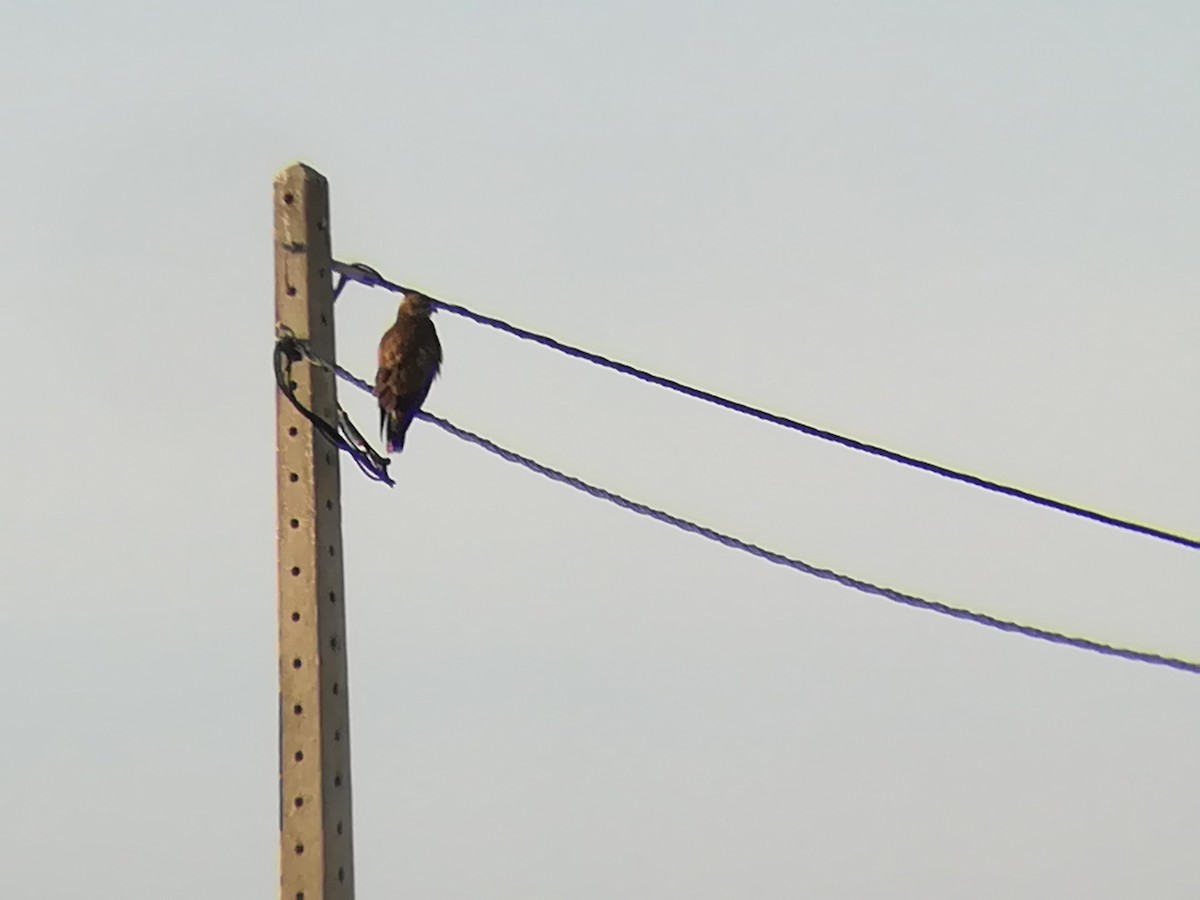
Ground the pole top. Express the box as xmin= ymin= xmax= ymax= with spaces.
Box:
xmin=275 ymin=161 xmax=328 ymax=186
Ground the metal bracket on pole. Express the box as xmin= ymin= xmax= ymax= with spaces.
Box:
xmin=274 ymin=163 xmax=355 ymax=900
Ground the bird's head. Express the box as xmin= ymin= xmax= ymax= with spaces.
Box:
xmin=399 ymin=290 xmax=436 ymax=317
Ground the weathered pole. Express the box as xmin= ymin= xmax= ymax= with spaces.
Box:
xmin=274 ymin=163 xmax=355 ymax=900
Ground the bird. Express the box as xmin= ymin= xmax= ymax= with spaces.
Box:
xmin=375 ymin=290 xmax=442 ymax=453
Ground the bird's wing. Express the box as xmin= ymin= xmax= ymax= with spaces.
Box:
xmin=411 ymin=318 xmax=442 ymax=385
xmin=375 ymin=321 xmax=405 ymax=400
xmin=376 ymin=317 xmax=441 ymax=409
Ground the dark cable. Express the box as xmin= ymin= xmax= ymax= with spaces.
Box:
xmin=332 ymin=261 xmax=1198 ymax=552
xmin=273 ymin=334 xmax=394 ymax=486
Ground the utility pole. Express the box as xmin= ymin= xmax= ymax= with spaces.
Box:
xmin=274 ymin=163 xmax=355 ymax=900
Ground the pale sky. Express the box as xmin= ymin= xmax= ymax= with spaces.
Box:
xmin=3 ymin=2 xmax=1198 ymax=897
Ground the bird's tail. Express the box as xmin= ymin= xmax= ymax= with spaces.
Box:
xmin=382 ymin=408 xmax=415 ymax=454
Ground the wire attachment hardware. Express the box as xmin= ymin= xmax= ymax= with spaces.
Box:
xmin=273 ymin=329 xmax=393 ymax=486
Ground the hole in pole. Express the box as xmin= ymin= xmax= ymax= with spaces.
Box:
xmin=283 ymin=192 xmax=295 ymax=205
xmin=290 ymin=566 xmax=301 ymax=577
xmin=294 ymin=750 xmax=304 ymax=762
xmin=286 ymin=285 xmax=297 ymax=297
xmin=291 ymin=611 xmax=301 ymax=622
xmin=293 ymin=704 xmax=303 ymax=715
xmin=289 ymin=519 xmax=299 ymax=529
xmin=292 ymin=658 xmax=302 ymax=669
xmin=294 ymin=844 xmax=304 ymax=855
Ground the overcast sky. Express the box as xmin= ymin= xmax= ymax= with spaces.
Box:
xmin=3 ymin=1 xmax=1198 ymax=897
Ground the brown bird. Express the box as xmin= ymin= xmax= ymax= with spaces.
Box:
xmin=375 ymin=290 xmax=442 ymax=453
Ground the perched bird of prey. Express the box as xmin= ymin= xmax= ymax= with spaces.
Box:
xmin=375 ymin=290 xmax=442 ymax=453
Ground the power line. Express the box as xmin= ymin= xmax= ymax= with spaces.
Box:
xmin=317 ymin=353 xmax=1200 ymax=677
xmin=419 ymin=412 xmax=1200 ymax=675
xmin=333 ymin=261 xmax=1198 ymax=552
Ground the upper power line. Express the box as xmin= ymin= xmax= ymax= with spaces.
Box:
xmin=333 ymin=261 xmax=1198 ymax=552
